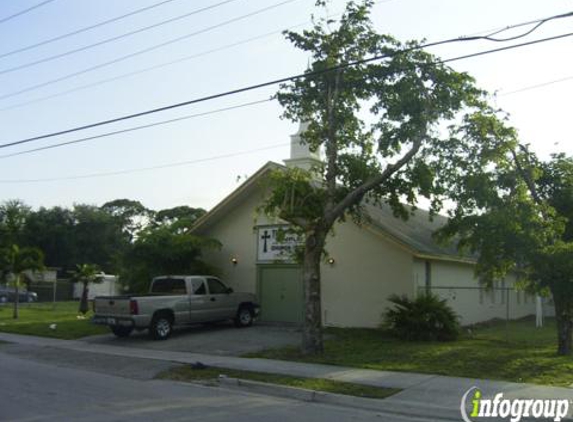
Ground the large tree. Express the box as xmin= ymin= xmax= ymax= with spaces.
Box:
xmin=0 ymin=200 xmax=30 ymax=248
xmin=100 ymin=199 xmax=151 ymax=242
xmin=152 ymin=205 xmax=206 ymax=231
xmin=263 ymin=0 xmax=515 ymax=354
xmin=72 ymin=204 xmax=128 ymax=273
xmin=438 ymin=150 xmax=573 ymax=355
xmin=21 ymin=206 xmax=76 ymax=271
xmin=120 ymin=213 xmax=219 ymax=293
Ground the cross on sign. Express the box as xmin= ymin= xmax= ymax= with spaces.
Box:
xmin=261 ymin=230 xmax=271 ymax=253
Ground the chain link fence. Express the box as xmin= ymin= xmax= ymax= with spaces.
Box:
xmin=418 ymin=284 xmax=555 ymax=328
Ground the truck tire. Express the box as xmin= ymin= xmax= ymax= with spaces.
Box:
xmin=0 ymin=295 xmax=7 ymax=304
xmin=110 ymin=326 xmax=133 ymax=338
xmin=234 ymin=306 xmax=253 ymax=328
xmin=150 ymin=314 xmax=173 ymax=340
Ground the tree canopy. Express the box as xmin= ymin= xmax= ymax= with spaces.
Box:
xmin=263 ymin=0 xmax=516 ymax=354
xmin=438 ymin=151 xmax=573 ymax=355
xmin=0 ymin=199 xmax=217 ymax=293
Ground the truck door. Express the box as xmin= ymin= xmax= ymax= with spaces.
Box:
xmin=189 ymin=278 xmax=212 ymax=322
xmin=206 ymin=277 xmax=236 ymax=319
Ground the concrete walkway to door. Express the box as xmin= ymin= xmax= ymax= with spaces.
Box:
xmin=82 ymin=322 xmax=303 ymax=356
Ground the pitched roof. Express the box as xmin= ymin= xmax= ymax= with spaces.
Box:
xmin=191 ymin=161 xmax=473 ymax=264
xmin=362 ymin=203 xmax=472 ymax=263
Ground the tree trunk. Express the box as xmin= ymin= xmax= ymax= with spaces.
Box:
xmin=12 ymin=274 xmax=19 ymax=320
xmin=79 ymin=282 xmax=89 ymax=315
xmin=553 ymin=294 xmax=572 ymax=355
xmin=301 ymin=229 xmax=326 ymax=355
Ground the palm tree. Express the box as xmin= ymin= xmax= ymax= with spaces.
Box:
xmin=0 ymin=244 xmax=44 ymax=319
xmin=71 ymin=264 xmax=103 ymax=314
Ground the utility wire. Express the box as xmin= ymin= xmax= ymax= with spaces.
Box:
xmin=0 ymin=3 xmax=553 ymax=113
xmin=0 ymin=0 xmax=241 ymax=76
xmin=0 ymin=0 xmax=297 ymax=102
xmin=461 ymin=11 xmax=573 ymax=42
xmin=0 ymin=98 xmax=272 ymax=159
xmin=0 ymin=0 xmax=183 ymax=60
xmin=0 ymin=143 xmax=289 ymax=183
xmin=499 ymin=75 xmax=573 ymax=96
xmin=0 ymin=7 xmax=565 ymax=105
xmin=0 ymin=22 xmax=308 ymax=112
xmin=1 ymin=23 xmax=572 ymax=151
xmin=0 ymin=1 xmax=384 ymax=111
xmin=2 ymin=30 xmax=572 ymax=161
xmin=0 ymin=0 xmax=56 ymax=25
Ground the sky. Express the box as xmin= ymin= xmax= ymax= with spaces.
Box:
xmin=0 ymin=0 xmax=572 ymax=213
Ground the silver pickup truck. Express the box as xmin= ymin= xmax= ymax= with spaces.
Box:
xmin=92 ymin=275 xmax=260 ymax=340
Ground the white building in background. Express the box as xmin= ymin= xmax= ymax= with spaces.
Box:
xmin=73 ymin=274 xmax=120 ymax=300
xmin=190 ymin=124 xmax=540 ymax=327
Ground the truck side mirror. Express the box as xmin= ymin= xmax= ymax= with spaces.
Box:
xmin=226 ymin=287 xmax=233 ymax=294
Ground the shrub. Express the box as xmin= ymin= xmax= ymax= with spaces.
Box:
xmin=383 ymin=293 xmax=460 ymax=341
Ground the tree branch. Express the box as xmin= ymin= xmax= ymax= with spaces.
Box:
xmin=510 ymin=146 xmax=543 ymax=206
xmin=324 ymin=68 xmax=342 ymax=212
xmin=279 ymin=211 xmax=309 ymax=230
xmin=324 ymin=132 xmax=425 ymax=226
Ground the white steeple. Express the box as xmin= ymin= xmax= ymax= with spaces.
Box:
xmin=283 ymin=122 xmax=322 ymax=171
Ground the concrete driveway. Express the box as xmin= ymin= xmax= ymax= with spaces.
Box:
xmin=83 ymin=322 xmax=302 ymax=356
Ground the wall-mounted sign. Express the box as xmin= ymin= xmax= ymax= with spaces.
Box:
xmin=257 ymin=226 xmax=302 ymax=262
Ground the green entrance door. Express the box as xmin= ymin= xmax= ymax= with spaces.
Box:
xmin=258 ymin=266 xmax=303 ymax=323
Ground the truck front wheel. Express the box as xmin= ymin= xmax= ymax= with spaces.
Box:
xmin=150 ymin=315 xmax=173 ymax=340
xmin=111 ymin=326 xmax=133 ymax=338
xmin=234 ymin=306 xmax=253 ymax=328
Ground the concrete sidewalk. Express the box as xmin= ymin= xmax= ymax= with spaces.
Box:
xmin=1 ymin=332 xmax=571 ymax=421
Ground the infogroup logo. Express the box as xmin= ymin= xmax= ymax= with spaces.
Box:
xmin=460 ymin=387 xmax=570 ymax=422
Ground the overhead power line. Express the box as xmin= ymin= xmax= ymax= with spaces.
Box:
xmin=0 ymin=4 xmax=559 ymax=113
xmin=0 ymin=98 xmax=272 ymax=159
xmin=0 ymin=0 xmax=298 ymax=102
xmin=499 ymin=75 xmax=573 ymax=96
xmin=1 ymin=21 xmax=572 ymax=152
xmin=0 ymin=0 xmax=241 ymax=76
xmin=0 ymin=143 xmax=289 ymax=183
xmin=2 ymin=31 xmax=572 ymax=161
xmin=0 ymin=0 xmax=56 ymax=25
xmin=0 ymin=0 xmax=182 ymax=60
xmin=464 ymin=11 xmax=573 ymax=42
xmin=0 ymin=22 xmax=309 ymax=112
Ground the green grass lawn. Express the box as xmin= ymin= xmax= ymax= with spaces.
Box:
xmin=159 ymin=366 xmax=400 ymax=399
xmin=250 ymin=318 xmax=573 ymax=387
xmin=0 ymin=301 xmax=108 ymax=339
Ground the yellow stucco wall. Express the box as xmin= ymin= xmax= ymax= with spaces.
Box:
xmin=198 ymin=184 xmax=539 ymax=328
xmin=199 ymin=188 xmax=415 ymax=328
xmin=415 ymin=259 xmax=537 ymax=325
xmin=321 ymin=222 xmax=413 ymax=328
xmin=199 ymin=189 xmax=273 ymax=294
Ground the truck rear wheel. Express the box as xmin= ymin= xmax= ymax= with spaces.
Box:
xmin=150 ymin=314 xmax=173 ymax=340
xmin=234 ymin=306 xmax=253 ymax=328
xmin=111 ymin=326 xmax=133 ymax=338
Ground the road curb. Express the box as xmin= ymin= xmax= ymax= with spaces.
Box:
xmin=217 ymin=376 xmax=460 ymax=420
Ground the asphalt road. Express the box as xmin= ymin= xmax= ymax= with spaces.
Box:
xmin=0 ymin=344 xmax=445 ymax=422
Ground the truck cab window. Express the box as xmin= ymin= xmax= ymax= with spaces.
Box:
xmin=192 ymin=280 xmax=206 ymax=295
xmin=171 ymin=279 xmax=186 ymax=294
xmin=207 ymin=278 xmax=227 ymax=295
xmin=151 ymin=278 xmax=186 ymax=294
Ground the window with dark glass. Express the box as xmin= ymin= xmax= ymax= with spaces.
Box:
xmin=207 ymin=278 xmax=227 ymax=294
xmin=192 ymin=279 xmax=206 ymax=295
xmin=151 ymin=278 xmax=186 ymax=294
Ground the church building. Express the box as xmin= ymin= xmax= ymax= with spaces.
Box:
xmin=191 ymin=124 xmax=538 ymax=327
